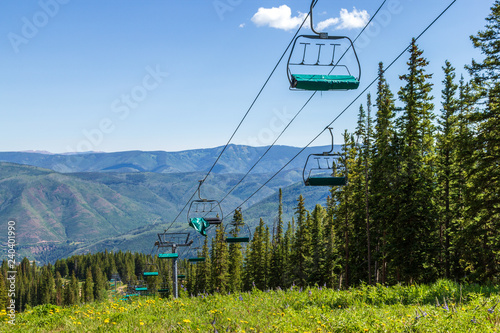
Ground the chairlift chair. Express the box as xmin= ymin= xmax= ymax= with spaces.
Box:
xmin=287 ymin=0 xmax=361 ymax=91
xmin=188 ymin=180 xmax=224 ymax=236
xmin=224 ymin=212 xmax=252 ymax=243
xmin=303 ymin=128 xmax=347 ymax=186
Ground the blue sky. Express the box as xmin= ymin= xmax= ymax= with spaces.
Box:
xmin=0 ymin=0 xmax=494 ymax=153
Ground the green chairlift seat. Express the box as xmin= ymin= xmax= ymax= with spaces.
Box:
xmin=204 ymin=217 xmax=222 ymax=225
xmin=225 ymin=237 xmax=250 ymax=243
xmin=158 ymin=288 xmax=169 ymax=293
xmin=306 ymin=176 xmax=347 ymax=186
xmin=158 ymin=253 xmax=179 ymax=259
xmin=143 ymin=272 xmax=159 ymax=276
xmin=177 ymin=274 xmax=186 ymax=279
xmin=291 ymin=74 xmax=359 ymax=91
xmin=188 ymin=257 xmax=206 ymax=262
xmin=135 ymin=287 xmax=148 ymax=291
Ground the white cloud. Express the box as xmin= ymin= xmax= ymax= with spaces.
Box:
xmin=316 ymin=17 xmax=339 ymax=31
xmin=239 ymin=23 xmax=245 ymax=28
xmin=335 ymin=8 xmax=370 ymax=30
xmin=251 ymin=5 xmax=307 ymax=31
xmin=251 ymin=5 xmax=370 ymax=32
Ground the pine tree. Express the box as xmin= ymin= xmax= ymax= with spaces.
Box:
xmin=210 ymin=223 xmax=229 ymax=293
xmin=309 ymin=204 xmax=326 ymax=286
xmin=244 ymin=218 xmax=267 ymax=290
xmin=291 ymin=195 xmax=311 ymax=286
xmin=452 ymin=77 xmax=475 ymax=280
xmin=270 ymin=189 xmax=286 ymax=288
xmin=371 ymin=62 xmax=396 ymax=284
xmin=324 ymin=196 xmax=342 ymax=288
xmin=93 ymin=266 xmax=106 ymax=301
xmin=331 ymin=131 xmax=357 ymax=288
xmin=463 ymin=0 xmax=500 ymax=281
xmin=83 ymin=269 xmax=94 ymax=303
xmin=54 ymin=272 xmax=63 ymax=306
xmin=64 ymin=272 xmax=79 ymax=306
xmin=0 ymin=271 xmax=7 ymax=310
xmin=227 ymin=209 xmax=244 ymax=293
xmin=195 ymin=237 xmax=211 ymax=294
xmin=38 ymin=266 xmax=54 ymax=305
xmin=394 ymin=38 xmax=437 ymax=283
xmin=436 ymin=60 xmax=460 ymax=278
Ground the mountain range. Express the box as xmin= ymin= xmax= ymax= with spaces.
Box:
xmin=0 ymin=145 xmax=337 ymax=263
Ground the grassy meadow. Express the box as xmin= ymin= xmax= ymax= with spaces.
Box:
xmin=1 ymin=280 xmax=500 ymax=332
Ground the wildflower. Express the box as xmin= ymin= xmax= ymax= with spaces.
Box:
xmin=183 ymin=319 xmax=191 ymax=323
xmin=471 ymin=317 xmax=477 ymax=324
xmin=140 ymin=322 xmax=145 ymax=326
xmin=239 ymin=295 xmax=243 ymax=301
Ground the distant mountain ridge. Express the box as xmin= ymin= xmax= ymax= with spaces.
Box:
xmin=0 ymin=144 xmax=340 ymax=174
xmin=0 ymin=159 xmax=331 ymax=263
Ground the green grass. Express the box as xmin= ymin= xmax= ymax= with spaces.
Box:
xmin=3 ymin=280 xmax=500 ymax=332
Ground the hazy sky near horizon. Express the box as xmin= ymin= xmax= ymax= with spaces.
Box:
xmin=0 ymin=0 xmax=493 ymax=153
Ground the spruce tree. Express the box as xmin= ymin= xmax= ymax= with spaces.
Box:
xmin=227 ymin=209 xmax=244 ymax=293
xmin=394 ymin=38 xmax=437 ymax=283
xmin=291 ymin=195 xmax=311 ymax=286
xmin=83 ymin=269 xmax=94 ymax=303
xmin=0 ymin=271 xmax=7 ymax=310
xmin=210 ymin=223 xmax=229 ymax=293
xmin=371 ymin=62 xmax=396 ymax=284
xmin=310 ymin=204 xmax=326 ymax=286
xmin=195 ymin=237 xmax=211 ymax=294
xmin=93 ymin=266 xmax=106 ymax=301
xmin=54 ymin=272 xmax=63 ymax=306
xmin=464 ymin=0 xmax=500 ymax=281
xmin=436 ymin=60 xmax=460 ymax=278
xmin=269 ymin=189 xmax=285 ymax=288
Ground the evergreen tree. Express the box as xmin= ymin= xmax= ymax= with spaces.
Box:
xmin=331 ymin=131 xmax=357 ymax=288
xmin=370 ymin=65 xmax=397 ymax=284
xmin=0 ymin=271 xmax=7 ymax=310
xmin=324 ymin=196 xmax=342 ymax=288
xmin=64 ymin=272 xmax=78 ymax=306
xmin=436 ymin=60 xmax=460 ymax=278
xmin=38 ymin=266 xmax=54 ymax=305
xmin=463 ymin=0 xmax=500 ymax=281
xmin=309 ymin=204 xmax=327 ymax=286
xmin=195 ymin=237 xmax=211 ymax=294
xmin=83 ymin=269 xmax=94 ymax=303
xmin=93 ymin=266 xmax=106 ymax=301
xmin=394 ymin=38 xmax=437 ymax=283
xmin=269 ymin=188 xmax=286 ymax=288
xmin=244 ymin=218 xmax=268 ymax=290
xmin=210 ymin=223 xmax=229 ymax=293
xmin=54 ymin=272 xmax=63 ymax=306
xmin=291 ymin=195 xmax=312 ymax=286
xmin=227 ymin=209 xmax=244 ymax=293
